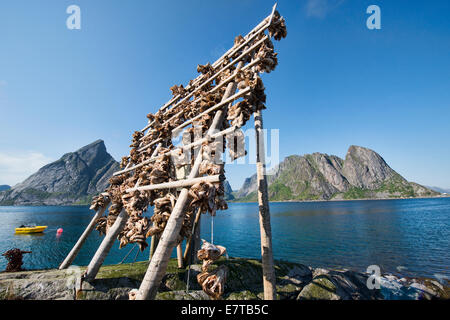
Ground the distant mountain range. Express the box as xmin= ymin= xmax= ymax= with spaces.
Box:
xmin=425 ymin=186 xmax=450 ymax=194
xmin=0 ymin=143 xmax=441 ymax=206
xmin=0 ymin=140 xmax=234 ymax=206
xmin=235 ymin=145 xmax=440 ymax=202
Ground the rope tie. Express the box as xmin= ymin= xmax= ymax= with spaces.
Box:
xmin=211 ymin=215 xmax=214 ymax=244
xmin=119 ymin=244 xmax=137 ymax=264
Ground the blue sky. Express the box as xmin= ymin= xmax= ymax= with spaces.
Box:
xmin=0 ymin=0 xmax=449 ymax=190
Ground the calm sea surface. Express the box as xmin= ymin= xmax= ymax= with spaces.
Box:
xmin=0 ymin=198 xmax=449 ymax=280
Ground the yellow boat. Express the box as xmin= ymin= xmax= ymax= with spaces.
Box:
xmin=15 ymin=226 xmax=48 ymax=234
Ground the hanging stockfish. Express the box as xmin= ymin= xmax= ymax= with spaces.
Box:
xmin=197 ymin=265 xmax=229 ymax=300
xmin=268 ymin=11 xmax=287 ymax=41
xmin=196 ymin=240 xmax=228 ymax=299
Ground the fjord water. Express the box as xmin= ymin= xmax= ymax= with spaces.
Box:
xmin=0 ymin=198 xmax=449 ymax=280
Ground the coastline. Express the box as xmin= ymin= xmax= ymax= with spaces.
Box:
xmin=1 ymin=195 xmax=449 ymax=207
xmin=231 ymin=195 xmax=450 ymax=204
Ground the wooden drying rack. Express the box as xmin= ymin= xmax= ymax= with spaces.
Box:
xmin=59 ymin=4 xmax=286 ymax=300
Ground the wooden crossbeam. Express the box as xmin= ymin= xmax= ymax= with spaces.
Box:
xmin=125 ymin=174 xmax=224 ymax=193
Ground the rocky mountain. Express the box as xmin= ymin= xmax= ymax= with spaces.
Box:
xmin=0 ymin=185 xmax=11 ymax=192
xmin=0 ymin=140 xmax=119 ymax=206
xmin=0 ymin=139 xmax=235 ymax=206
xmin=236 ymin=145 xmax=439 ymax=201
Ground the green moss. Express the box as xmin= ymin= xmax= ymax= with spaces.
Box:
xmin=226 ymin=290 xmax=258 ymax=300
xmin=96 ymin=261 xmax=148 ymax=281
xmin=298 ymin=276 xmax=339 ymax=300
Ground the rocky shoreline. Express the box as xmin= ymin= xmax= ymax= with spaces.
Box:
xmin=0 ymin=258 xmax=448 ymax=300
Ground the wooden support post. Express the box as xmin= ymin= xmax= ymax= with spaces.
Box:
xmin=83 ymin=209 xmax=128 ymax=282
xmin=59 ymin=202 xmax=110 ymax=270
xmin=253 ymin=109 xmax=277 ymax=300
xmin=135 ymin=67 xmax=241 ymax=300
xmin=191 ymin=215 xmax=201 ymax=264
xmin=176 ymin=244 xmax=184 ymax=269
xmin=183 ymin=208 xmax=202 ymax=266
xmin=149 ymin=235 xmax=159 ymax=261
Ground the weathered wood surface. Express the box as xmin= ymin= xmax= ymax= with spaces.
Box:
xmin=83 ymin=209 xmax=128 ymax=282
xmin=254 ymin=109 xmax=277 ymax=300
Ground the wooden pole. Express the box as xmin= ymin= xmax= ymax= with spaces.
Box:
xmin=191 ymin=215 xmax=201 ymax=264
xmin=135 ymin=66 xmax=241 ymax=300
xmin=59 ymin=201 xmax=110 ymax=270
xmin=126 ymin=174 xmax=224 ymax=193
xmin=253 ymin=109 xmax=277 ymax=300
xmin=149 ymin=234 xmax=159 ymax=261
xmin=176 ymin=244 xmax=184 ymax=268
xmin=83 ymin=209 xmax=128 ymax=282
xmin=183 ymin=208 xmax=202 ymax=265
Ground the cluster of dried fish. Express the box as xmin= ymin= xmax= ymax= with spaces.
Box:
xmin=2 ymin=248 xmax=31 ymax=272
xmin=268 ymin=11 xmax=288 ymax=41
xmin=118 ymin=215 xmax=150 ymax=251
xmin=89 ymin=11 xmax=287 ymax=253
xmin=90 ymin=192 xmax=110 ymax=212
xmin=188 ymin=181 xmax=227 ymax=216
xmin=196 ymin=240 xmax=229 ymax=299
xmin=145 ymin=192 xmax=175 ymax=238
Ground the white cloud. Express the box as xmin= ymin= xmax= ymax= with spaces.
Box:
xmin=0 ymin=152 xmax=53 ymax=186
xmin=306 ymin=0 xmax=344 ymax=19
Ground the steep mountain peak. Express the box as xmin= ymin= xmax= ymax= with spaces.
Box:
xmin=236 ymin=146 xmax=438 ymax=202
xmin=343 ymin=145 xmax=398 ymax=189
xmin=0 ymin=140 xmax=119 ymax=206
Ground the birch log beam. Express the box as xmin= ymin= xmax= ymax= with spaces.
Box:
xmin=126 ymin=174 xmax=224 ymax=193
xmin=59 ymin=201 xmax=110 ymax=270
xmin=253 ymin=109 xmax=277 ymax=300
xmin=135 ymin=66 xmax=241 ymax=300
xmin=149 ymin=234 xmax=159 ymax=261
xmin=183 ymin=208 xmax=202 ymax=265
xmin=176 ymin=244 xmax=184 ymax=269
xmin=83 ymin=209 xmax=128 ymax=282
